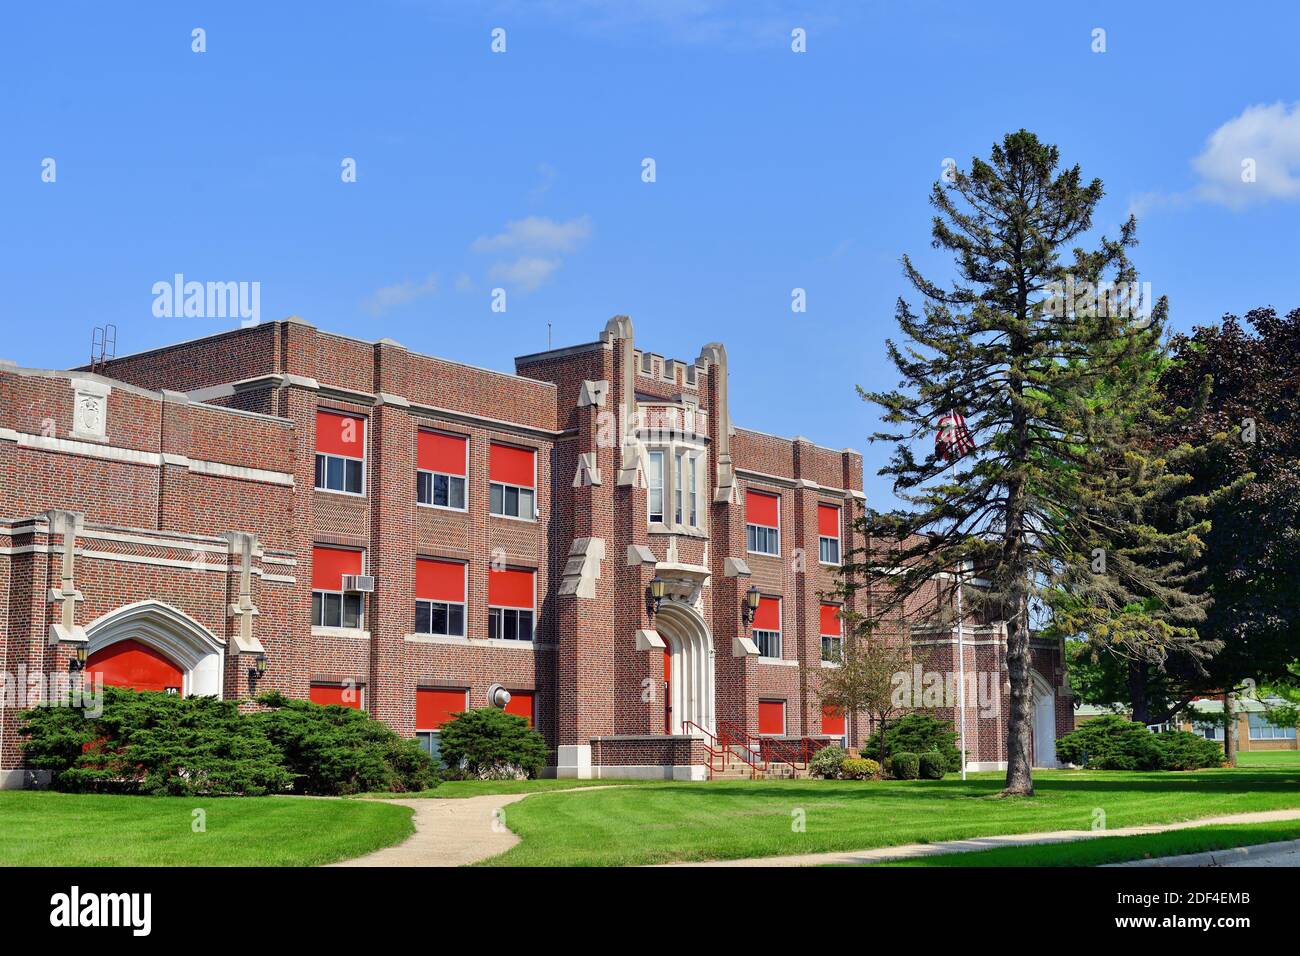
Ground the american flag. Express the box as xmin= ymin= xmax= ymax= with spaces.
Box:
xmin=935 ymin=410 xmax=975 ymax=462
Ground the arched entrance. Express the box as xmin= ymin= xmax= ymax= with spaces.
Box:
xmin=83 ymin=601 xmax=225 ymax=698
xmin=1030 ymin=670 xmax=1058 ymax=768
xmin=655 ymin=600 xmax=715 ymax=736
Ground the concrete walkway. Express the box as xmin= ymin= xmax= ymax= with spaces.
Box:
xmin=661 ymin=808 xmax=1300 ymax=867
xmin=1107 ymin=838 xmax=1300 ymax=868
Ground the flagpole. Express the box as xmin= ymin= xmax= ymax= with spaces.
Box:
xmin=952 ymin=432 xmax=968 ymax=782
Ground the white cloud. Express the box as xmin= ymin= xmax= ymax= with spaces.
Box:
xmin=1191 ymin=101 xmax=1300 ymax=208
xmin=362 ymin=273 xmax=437 ymax=316
xmin=472 ymin=215 xmax=592 ymax=292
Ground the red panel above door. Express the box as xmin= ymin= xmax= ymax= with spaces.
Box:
xmin=310 ymin=683 xmax=363 ymax=709
xmin=86 ymin=640 xmax=183 ymax=695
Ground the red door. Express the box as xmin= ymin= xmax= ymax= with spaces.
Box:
xmin=86 ymin=639 xmax=183 ymax=695
xmin=663 ymin=648 xmax=672 ymax=733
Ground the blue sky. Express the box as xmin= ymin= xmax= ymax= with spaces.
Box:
xmin=4 ymin=1 xmax=1299 ymax=507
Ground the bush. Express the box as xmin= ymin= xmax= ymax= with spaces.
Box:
xmin=20 ymin=687 xmax=293 ymax=796
xmin=1152 ymin=730 xmax=1226 ymax=771
xmin=253 ymin=692 xmax=439 ymax=795
xmin=918 ymin=751 xmax=947 ymax=780
xmin=809 ymin=745 xmax=848 ymax=779
xmin=865 ymin=714 xmax=962 ymax=772
xmin=437 ymin=707 xmax=549 ymax=780
xmin=891 ymin=751 xmax=921 ymax=779
xmin=1055 ymin=714 xmax=1162 ymax=770
xmin=840 ymin=757 xmax=882 ymax=780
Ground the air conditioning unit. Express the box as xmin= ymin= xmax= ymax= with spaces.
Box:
xmin=342 ymin=574 xmax=375 ymax=593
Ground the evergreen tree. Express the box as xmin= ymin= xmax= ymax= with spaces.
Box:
xmin=851 ymin=130 xmax=1203 ymax=795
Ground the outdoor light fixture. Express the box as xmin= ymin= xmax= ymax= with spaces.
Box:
xmin=68 ymin=646 xmax=87 ymax=672
xmin=648 ymin=576 xmax=666 ymax=614
xmin=743 ymin=585 xmax=762 ymax=627
xmin=248 ymin=652 xmax=267 ymax=682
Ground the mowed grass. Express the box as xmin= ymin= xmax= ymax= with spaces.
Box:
xmin=485 ymin=765 xmax=1300 ymax=866
xmin=874 ymin=817 xmax=1300 ymax=867
xmin=1236 ymin=750 xmax=1300 ymax=767
xmin=0 ymin=791 xmax=414 ymax=866
xmin=364 ymin=778 xmax=647 ymax=799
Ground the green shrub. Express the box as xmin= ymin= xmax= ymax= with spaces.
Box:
xmin=892 ymin=751 xmax=921 ymax=779
xmin=437 ymin=707 xmax=549 ymax=779
xmin=918 ymin=751 xmax=947 ymax=779
xmin=20 ymin=687 xmax=293 ymax=796
xmin=253 ymin=692 xmax=439 ymax=795
xmin=809 ymin=745 xmax=847 ymax=779
xmin=840 ymin=757 xmax=881 ymax=780
xmin=1055 ymin=714 xmax=1161 ymax=770
xmin=865 ymin=714 xmax=962 ymax=772
xmin=1152 ymin=730 xmax=1226 ymax=771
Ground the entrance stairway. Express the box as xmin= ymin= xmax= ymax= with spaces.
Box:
xmin=683 ymin=721 xmax=817 ymax=780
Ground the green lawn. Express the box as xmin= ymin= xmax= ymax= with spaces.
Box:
xmin=1236 ymin=750 xmax=1300 ymax=766
xmin=0 ymin=791 xmax=414 ymax=866
xmin=873 ymin=817 xmax=1300 ymax=867
xmin=364 ymin=778 xmax=646 ymax=799
xmin=485 ymin=765 xmax=1300 ymax=866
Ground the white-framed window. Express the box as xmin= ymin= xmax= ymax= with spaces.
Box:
xmin=312 ymin=546 xmax=365 ymax=629
xmin=489 ymin=443 xmax=537 ymax=520
xmin=415 ymin=732 xmax=442 ymax=763
xmin=648 ymin=450 xmax=665 ymax=524
xmin=754 ymin=628 xmax=781 ymax=658
xmin=818 ymin=503 xmax=841 ymax=565
xmin=675 ymin=451 xmax=698 ymax=527
xmin=488 ymin=607 xmax=534 ymax=641
xmin=417 ymin=431 xmax=468 ymax=511
xmin=315 ymin=411 xmax=366 ymax=495
xmin=820 ymin=604 xmax=843 ymax=663
xmin=1249 ymin=712 xmax=1297 ymax=740
xmin=488 ymin=567 xmax=535 ymax=641
xmin=746 ymin=489 xmax=780 ymax=556
xmin=418 ymin=472 xmax=466 ymax=509
xmin=753 ymin=595 xmax=782 ymax=658
xmin=415 ymin=599 xmax=465 ymax=637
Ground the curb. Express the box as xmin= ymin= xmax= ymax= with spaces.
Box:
xmin=1104 ymin=838 xmax=1300 ymax=868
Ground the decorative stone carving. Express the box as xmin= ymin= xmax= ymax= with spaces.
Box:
xmin=557 ymin=537 xmax=606 ymax=599
xmin=224 ymin=531 xmax=264 ymax=654
xmin=69 ymin=378 xmax=111 ymax=442
xmin=573 ymin=452 xmax=602 ymax=487
xmin=46 ymin=509 xmax=87 ymax=644
xmin=577 ymin=379 xmax=608 ymax=408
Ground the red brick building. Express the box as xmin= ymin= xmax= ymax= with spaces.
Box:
xmin=0 ymin=315 xmax=1069 ymax=786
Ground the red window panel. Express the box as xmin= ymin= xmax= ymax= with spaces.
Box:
xmin=819 ymin=604 xmax=842 ymax=637
xmin=316 ymin=410 xmax=366 ymax=458
xmin=489 ymin=443 xmax=535 ymax=488
xmin=312 ymin=546 xmax=362 ymax=591
xmin=752 ymin=595 xmax=781 ymax=632
xmin=817 ymin=503 xmax=841 ymax=539
xmin=416 ymin=688 xmax=466 ymax=730
xmin=504 ymin=690 xmax=535 ymax=727
xmin=86 ymin=640 xmax=183 ymax=695
xmin=822 ymin=704 xmax=846 ymax=736
xmin=417 ymin=431 xmax=467 ymax=475
xmin=310 ymin=683 xmax=363 ymax=709
xmin=416 ymin=558 xmax=465 ymax=603
xmin=488 ymin=567 xmax=535 ymax=609
xmin=758 ymin=699 xmax=785 ymax=736
xmin=746 ymin=489 xmax=779 ymax=528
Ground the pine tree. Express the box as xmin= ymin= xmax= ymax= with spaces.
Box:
xmin=852 ymin=130 xmax=1204 ymax=795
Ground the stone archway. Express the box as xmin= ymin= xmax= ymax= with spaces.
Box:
xmin=83 ymin=601 xmax=226 ymax=698
xmin=654 ymin=600 xmax=716 ymax=736
xmin=1030 ymin=669 xmax=1058 ymax=768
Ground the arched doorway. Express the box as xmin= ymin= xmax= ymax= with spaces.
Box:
xmin=1030 ymin=670 xmax=1058 ymax=768
xmin=82 ymin=601 xmax=226 ymax=698
xmin=655 ymin=600 xmax=715 ymax=736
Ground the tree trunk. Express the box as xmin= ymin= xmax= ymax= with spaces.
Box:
xmin=1222 ymin=689 xmax=1237 ymax=767
xmin=1128 ymin=659 xmax=1150 ymax=726
xmin=1003 ymin=596 xmax=1035 ymax=795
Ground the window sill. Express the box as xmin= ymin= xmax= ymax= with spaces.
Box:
xmin=747 ymin=550 xmax=780 ymax=559
xmin=820 ymin=659 xmax=842 ymax=669
xmin=311 ymin=626 xmax=370 ymax=640
xmin=649 ymin=526 xmax=707 ymax=538
xmin=404 ymin=633 xmax=537 ymax=651
xmin=758 ymin=656 xmax=798 ymax=667
xmin=489 ymin=512 xmax=539 ymax=524
xmin=315 ymin=487 xmax=367 ymax=500
xmin=417 ymin=503 xmax=468 ymax=514
xmin=819 ymin=561 xmax=841 ymax=569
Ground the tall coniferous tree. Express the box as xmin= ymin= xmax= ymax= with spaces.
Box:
xmin=852 ymin=131 xmax=1199 ymax=795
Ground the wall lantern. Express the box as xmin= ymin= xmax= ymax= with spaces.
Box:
xmin=742 ymin=585 xmax=762 ymax=627
xmin=68 ymin=646 xmax=87 ymax=672
xmin=648 ymin=576 xmax=667 ymax=615
xmin=248 ymin=652 xmax=267 ymax=682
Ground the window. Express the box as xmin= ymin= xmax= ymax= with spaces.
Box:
xmin=488 ymin=567 xmax=535 ymax=641
xmin=311 ymin=546 xmax=365 ymax=629
xmin=746 ymin=489 xmax=780 ymax=555
xmin=674 ymin=451 xmax=699 ymax=527
xmin=1249 ymin=712 xmax=1297 ymax=740
xmin=1199 ymin=722 xmax=1225 ymax=741
xmin=758 ymin=699 xmax=785 ymax=736
xmin=417 ymin=431 xmax=467 ymax=510
xmin=415 ymin=559 xmax=466 ymax=637
xmin=315 ymin=411 xmax=366 ymax=495
xmin=504 ymin=690 xmax=535 ymax=727
xmin=416 ymin=688 xmax=467 ymax=764
xmin=647 ymin=450 xmax=665 ymax=524
xmin=822 ymin=704 xmax=845 ymax=738
xmin=753 ymin=595 xmax=781 ymax=659
xmin=820 ymin=604 xmax=843 ymax=663
xmin=489 ymin=443 xmax=536 ymax=519
xmin=310 ymin=683 xmax=364 ymax=710
xmin=818 ymin=503 xmax=841 ymax=565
